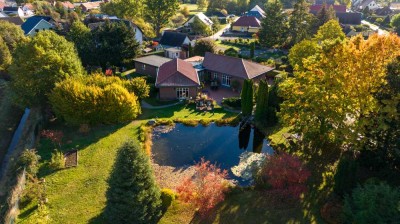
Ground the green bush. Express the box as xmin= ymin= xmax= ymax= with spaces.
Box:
xmin=160 ymin=188 xmax=176 ymax=212
xmin=222 ymin=97 xmax=241 ymax=109
xmin=49 ymin=74 xmax=141 ymax=125
xmin=333 ymin=156 xmax=358 ymax=197
xmin=17 ymin=149 xmax=40 ymax=176
xmin=343 ymin=182 xmax=400 ymax=223
xmin=49 ymin=149 xmax=64 ymax=170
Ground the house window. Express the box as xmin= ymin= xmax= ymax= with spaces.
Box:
xmin=213 ymin=73 xmax=218 ymax=80
xmin=142 ymin=64 xmax=146 ymax=70
xmin=35 ymin=29 xmax=39 ymax=32
xmin=221 ymin=75 xmax=231 ymax=87
xmin=176 ymin=88 xmax=189 ymax=99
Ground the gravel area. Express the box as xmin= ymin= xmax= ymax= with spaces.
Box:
xmin=152 ymin=162 xmax=196 ymax=190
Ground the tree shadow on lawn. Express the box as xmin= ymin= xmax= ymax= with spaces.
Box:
xmin=190 ymin=190 xmax=307 ymax=224
xmin=281 ymin=141 xmax=342 ymax=223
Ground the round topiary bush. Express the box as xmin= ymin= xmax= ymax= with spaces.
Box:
xmin=160 ymin=188 xmax=176 ymax=212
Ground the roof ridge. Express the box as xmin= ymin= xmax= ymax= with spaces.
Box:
xmin=242 ymin=59 xmax=249 ymax=79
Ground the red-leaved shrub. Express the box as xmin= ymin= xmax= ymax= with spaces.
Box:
xmin=261 ymin=153 xmax=311 ymax=198
xmin=41 ymin=129 xmax=64 ymax=148
xmin=176 ymin=158 xmax=229 ymax=217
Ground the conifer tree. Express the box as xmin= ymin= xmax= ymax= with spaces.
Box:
xmin=255 ymin=80 xmax=269 ymax=124
xmin=105 ymin=141 xmax=162 ymax=224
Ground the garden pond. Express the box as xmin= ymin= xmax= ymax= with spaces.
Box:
xmin=152 ymin=123 xmax=274 ymax=185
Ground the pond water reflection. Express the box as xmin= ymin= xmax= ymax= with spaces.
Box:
xmin=152 ymin=123 xmax=274 ymax=185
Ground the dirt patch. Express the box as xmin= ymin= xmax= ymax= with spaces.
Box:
xmin=64 ymin=150 xmax=78 ymax=168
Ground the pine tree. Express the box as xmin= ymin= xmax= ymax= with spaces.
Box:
xmin=259 ymin=0 xmax=288 ymax=48
xmin=313 ymin=3 xmax=336 ymax=32
xmin=241 ymin=80 xmax=249 ymax=115
xmin=255 ymin=80 xmax=269 ymax=124
xmin=250 ymin=42 xmax=255 ymax=58
xmin=288 ymin=0 xmax=314 ymax=46
xmin=246 ymin=80 xmax=254 ymax=116
xmin=105 ymin=141 xmax=162 ymax=224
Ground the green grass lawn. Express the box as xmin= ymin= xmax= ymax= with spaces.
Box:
xmin=180 ymin=3 xmax=205 ymax=16
xmin=143 ymin=98 xmax=179 ymax=107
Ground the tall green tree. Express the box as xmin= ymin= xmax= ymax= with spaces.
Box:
xmin=194 ymin=39 xmax=216 ymax=56
xmin=197 ymin=0 xmax=207 ymax=10
xmin=9 ymin=31 xmax=83 ymax=107
xmin=207 ymin=0 xmax=230 ymax=12
xmin=314 ymin=3 xmax=336 ymax=31
xmin=0 ymin=37 xmax=12 ymax=72
xmin=288 ymin=0 xmax=314 ymax=46
xmin=92 ymin=21 xmax=140 ymax=69
xmin=101 ymin=0 xmax=145 ymax=19
xmin=391 ymin=13 xmax=400 ymax=35
xmin=237 ymin=0 xmax=249 ymax=13
xmin=105 ymin=140 xmax=162 ymax=224
xmin=0 ymin=20 xmax=27 ymax=53
xmin=67 ymin=21 xmax=94 ymax=67
xmin=314 ymin=19 xmax=345 ymax=43
xmin=191 ymin=16 xmax=211 ymax=35
xmin=241 ymin=80 xmax=254 ymax=116
xmin=255 ymin=80 xmax=269 ymax=124
xmin=259 ymin=0 xmax=288 ymax=48
xmin=145 ymin=0 xmax=180 ymax=36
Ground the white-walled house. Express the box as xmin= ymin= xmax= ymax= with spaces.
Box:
xmin=183 ymin=12 xmax=213 ymax=32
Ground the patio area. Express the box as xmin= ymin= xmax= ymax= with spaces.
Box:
xmin=201 ymin=86 xmax=240 ymax=105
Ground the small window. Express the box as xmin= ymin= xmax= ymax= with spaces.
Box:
xmin=213 ymin=73 xmax=218 ymax=80
xmin=142 ymin=64 xmax=146 ymax=70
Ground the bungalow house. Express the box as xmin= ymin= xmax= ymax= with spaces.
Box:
xmin=0 ymin=16 xmax=24 ymax=25
xmin=133 ymin=55 xmax=171 ymax=78
xmin=202 ymin=52 xmax=274 ymax=90
xmin=61 ymin=1 xmax=75 ymax=11
xmin=2 ymin=6 xmax=24 ymax=17
xmin=156 ymin=31 xmax=191 ymax=58
xmin=21 ymin=15 xmax=53 ymax=36
xmin=246 ymin=5 xmax=266 ymax=19
xmin=231 ymin=16 xmax=261 ymax=33
xmin=80 ymin=1 xmax=102 ymax=12
xmin=183 ymin=12 xmax=213 ymax=33
xmin=87 ymin=18 xmax=144 ymax=44
xmin=156 ymin=58 xmax=200 ymax=100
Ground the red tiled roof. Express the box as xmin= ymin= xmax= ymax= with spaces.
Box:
xmin=0 ymin=3 xmax=5 ymax=9
xmin=156 ymin=58 xmax=200 ymax=87
xmin=309 ymin=4 xmax=346 ymax=13
xmin=203 ymin=52 xmax=274 ymax=79
xmin=62 ymin=1 xmax=75 ymax=9
xmin=232 ymin=16 xmax=261 ymax=27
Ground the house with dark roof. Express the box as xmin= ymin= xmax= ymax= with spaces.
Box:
xmin=336 ymin=12 xmax=362 ymax=24
xmin=309 ymin=4 xmax=347 ymax=13
xmin=87 ymin=18 xmax=144 ymax=43
xmin=232 ymin=16 xmax=261 ymax=33
xmin=202 ymin=52 xmax=274 ymax=89
xmin=21 ymin=15 xmax=53 ymax=36
xmin=0 ymin=16 xmax=24 ymax=25
xmin=156 ymin=58 xmax=200 ymax=100
xmin=3 ymin=6 xmax=24 ymax=17
xmin=133 ymin=55 xmax=172 ymax=78
xmin=156 ymin=31 xmax=191 ymax=59
xmin=246 ymin=5 xmax=265 ymax=19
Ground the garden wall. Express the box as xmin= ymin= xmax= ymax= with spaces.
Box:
xmin=0 ymin=108 xmax=43 ymax=223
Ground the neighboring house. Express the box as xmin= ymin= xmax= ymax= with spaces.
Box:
xmin=207 ymin=11 xmax=228 ymax=23
xmin=184 ymin=56 xmax=204 ymax=67
xmin=247 ymin=5 xmax=265 ymax=19
xmin=3 ymin=6 xmax=24 ymax=17
xmin=165 ymin=47 xmax=187 ymax=59
xmin=0 ymin=2 xmax=4 ymax=11
xmin=22 ymin=3 xmax=34 ymax=17
xmin=156 ymin=58 xmax=200 ymax=100
xmin=87 ymin=18 xmax=144 ymax=44
xmin=61 ymin=1 xmax=75 ymax=11
xmin=80 ymin=1 xmax=102 ymax=12
xmin=133 ymin=55 xmax=171 ymax=78
xmin=184 ymin=12 xmax=213 ymax=32
xmin=356 ymin=0 xmax=379 ymax=10
xmin=202 ymin=52 xmax=274 ymax=89
xmin=156 ymin=31 xmax=191 ymax=51
xmin=390 ymin=2 xmax=400 ymax=12
xmin=336 ymin=12 xmax=362 ymax=24
xmin=374 ymin=6 xmax=392 ymax=16
xmin=231 ymin=16 xmax=261 ymax=33
xmin=21 ymin=16 xmax=53 ymax=36
xmin=0 ymin=16 xmax=24 ymax=25
xmin=309 ymin=4 xmax=347 ymax=13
